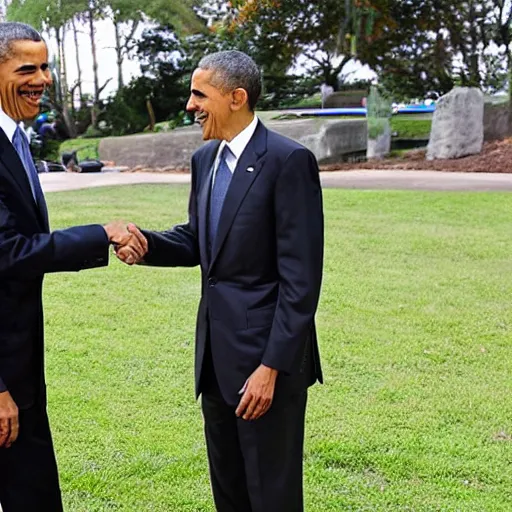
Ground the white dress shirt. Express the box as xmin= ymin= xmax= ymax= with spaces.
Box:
xmin=0 ymin=106 xmax=19 ymax=143
xmin=213 ymin=115 xmax=259 ymax=180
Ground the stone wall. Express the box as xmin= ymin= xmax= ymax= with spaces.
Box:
xmin=99 ymin=118 xmax=368 ymax=168
xmin=323 ymin=90 xmax=367 ymax=108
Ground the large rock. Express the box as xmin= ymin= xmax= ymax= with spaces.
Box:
xmin=427 ymin=87 xmax=484 ymax=160
xmin=299 ymin=119 xmax=367 ymax=163
xmin=99 ymin=118 xmax=368 ymax=168
xmin=367 ymin=119 xmax=391 ymax=159
xmin=483 ymin=102 xmax=510 ymax=142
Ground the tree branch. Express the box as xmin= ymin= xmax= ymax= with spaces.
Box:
xmin=98 ymin=78 xmax=113 ymax=96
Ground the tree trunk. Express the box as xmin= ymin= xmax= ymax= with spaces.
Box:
xmin=71 ymin=17 xmax=84 ymax=107
xmin=114 ymin=20 xmax=124 ymax=90
xmin=59 ymin=27 xmax=77 ymax=138
xmin=467 ymin=1 xmax=480 ymax=87
xmin=88 ymin=8 xmax=100 ymax=129
xmin=54 ymin=29 xmax=63 ymax=107
xmin=508 ymin=50 xmax=512 ymax=135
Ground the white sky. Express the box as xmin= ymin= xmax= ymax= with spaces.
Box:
xmin=48 ymin=19 xmax=144 ymax=99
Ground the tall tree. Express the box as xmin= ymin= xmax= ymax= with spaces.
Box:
xmin=108 ymin=0 xmax=202 ymax=90
xmin=70 ymin=16 xmax=85 ymax=107
xmin=228 ymin=0 xmax=386 ymax=90
xmin=7 ymin=0 xmax=85 ymax=136
xmin=354 ymin=0 xmax=502 ymax=99
xmin=492 ymin=1 xmax=512 ymax=129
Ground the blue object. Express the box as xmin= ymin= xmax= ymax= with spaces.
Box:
xmin=34 ymin=113 xmax=48 ymax=128
xmin=209 ymin=146 xmax=233 ymax=244
xmin=13 ymin=126 xmax=45 ymax=207
xmin=280 ymin=106 xmax=436 ymax=117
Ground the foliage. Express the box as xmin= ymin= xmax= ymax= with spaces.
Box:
xmin=40 ymin=139 xmax=61 ymax=161
xmin=356 ymin=1 xmax=506 ymax=100
xmin=82 ymin=124 xmax=105 ymax=139
xmin=367 ymin=117 xmax=389 ymax=139
xmin=259 ymin=74 xmax=322 ymax=110
xmin=42 ymin=184 xmax=512 ymax=510
xmin=100 ymin=26 xmax=194 ymax=135
xmin=226 ymin=0 xmax=377 ymax=90
xmin=366 ymin=85 xmax=391 ymax=118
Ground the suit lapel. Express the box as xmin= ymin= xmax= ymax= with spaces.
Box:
xmin=209 ymin=121 xmax=268 ymax=269
xmin=0 ymin=128 xmax=45 ymax=230
xmin=197 ymin=141 xmax=220 ymax=270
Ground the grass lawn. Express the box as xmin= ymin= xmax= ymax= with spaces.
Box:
xmin=44 ymin=185 xmax=512 ymax=511
xmin=59 ymin=138 xmax=102 ymax=161
xmin=390 ymin=117 xmax=432 ymax=139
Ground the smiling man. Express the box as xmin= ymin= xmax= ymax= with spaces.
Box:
xmin=118 ymin=51 xmax=324 ymax=512
xmin=0 ymin=22 xmax=148 ymax=511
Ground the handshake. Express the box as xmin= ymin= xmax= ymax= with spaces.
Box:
xmin=103 ymin=221 xmax=148 ymax=265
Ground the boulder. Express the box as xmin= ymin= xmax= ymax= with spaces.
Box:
xmin=483 ymin=102 xmax=510 ymax=142
xmin=427 ymin=87 xmax=484 ymax=160
xmin=367 ymin=119 xmax=391 ymax=159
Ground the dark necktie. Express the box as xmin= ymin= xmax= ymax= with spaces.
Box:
xmin=209 ymin=145 xmax=233 ymax=244
xmin=12 ymin=126 xmax=45 ymax=207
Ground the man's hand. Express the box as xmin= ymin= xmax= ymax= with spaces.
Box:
xmin=104 ymin=222 xmax=148 ymax=265
xmin=0 ymin=391 xmax=19 ymax=448
xmin=235 ymin=364 xmax=278 ymax=421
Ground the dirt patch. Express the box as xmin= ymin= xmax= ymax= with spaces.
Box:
xmin=320 ymin=138 xmax=512 ymax=173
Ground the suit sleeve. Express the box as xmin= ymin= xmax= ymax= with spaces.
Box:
xmin=0 ymin=197 xmax=109 ymax=281
xmin=261 ymin=148 xmax=324 ymax=374
xmin=140 ymin=154 xmax=200 ymax=268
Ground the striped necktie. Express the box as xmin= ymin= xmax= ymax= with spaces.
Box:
xmin=12 ymin=126 xmax=45 ymax=206
xmin=209 ymin=145 xmax=233 ymax=245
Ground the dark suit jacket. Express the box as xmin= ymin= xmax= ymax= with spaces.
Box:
xmin=0 ymin=128 xmax=110 ymax=409
xmin=143 ymin=121 xmax=324 ymax=405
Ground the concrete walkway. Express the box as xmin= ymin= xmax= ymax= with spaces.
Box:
xmin=39 ymin=169 xmax=512 ymax=193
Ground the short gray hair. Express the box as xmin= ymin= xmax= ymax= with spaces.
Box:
xmin=0 ymin=22 xmax=43 ymax=63
xmin=198 ymin=51 xmax=261 ymax=111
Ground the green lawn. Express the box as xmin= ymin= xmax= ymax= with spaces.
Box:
xmin=59 ymin=138 xmax=102 ymax=161
xmin=390 ymin=116 xmax=432 ymax=139
xmin=44 ymin=185 xmax=512 ymax=511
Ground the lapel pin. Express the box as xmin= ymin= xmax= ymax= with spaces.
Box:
xmin=246 ymin=166 xmax=255 ymax=173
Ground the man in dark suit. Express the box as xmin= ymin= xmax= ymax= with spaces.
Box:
xmin=120 ymin=50 xmax=324 ymax=511
xmin=0 ymin=22 xmax=147 ymax=511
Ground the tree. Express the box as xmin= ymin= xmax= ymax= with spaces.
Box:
xmin=492 ymin=1 xmax=512 ymax=129
xmin=108 ymin=0 xmax=203 ymax=90
xmin=353 ymin=1 xmax=503 ymax=99
xmin=7 ymin=0 xmax=87 ymax=136
xmin=101 ymin=25 xmax=197 ymax=135
xmin=226 ymin=0 xmax=387 ymax=90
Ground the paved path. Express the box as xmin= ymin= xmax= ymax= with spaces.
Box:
xmin=39 ymin=169 xmax=512 ymax=193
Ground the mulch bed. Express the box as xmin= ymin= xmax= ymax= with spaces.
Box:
xmin=320 ymin=138 xmax=512 ymax=173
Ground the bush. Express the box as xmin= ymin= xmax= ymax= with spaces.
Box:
xmin=258 ymin=74 xmax=322 ymax=110
xmin=82 ymin=125 xmax=104 ymax=139
xmin=40 ymin=139 xmax=61 ymax=161
xmin=368 ymin=118 xmax=390 ymax=139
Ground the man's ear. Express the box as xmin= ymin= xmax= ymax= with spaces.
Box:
xmin=231 ymin=88 xmax=249 ymax=111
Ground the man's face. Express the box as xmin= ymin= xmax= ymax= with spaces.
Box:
xmin=0 ymin=40 xmax=52 ymax=122
xmin=186 ymin=68 xmax=234 ymax=141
